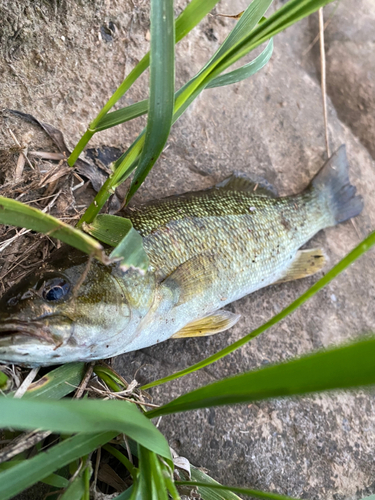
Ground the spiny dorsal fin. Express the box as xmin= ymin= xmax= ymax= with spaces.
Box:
xmin=274 ymin=248 xmax=326 ymax=284
xmin=162 ymin=253 xmax=218 ymax=305
xmin=172 ymin=310 xmax=241 ymax=338
xmin=215 ymin=171 xmax=278 ymax=198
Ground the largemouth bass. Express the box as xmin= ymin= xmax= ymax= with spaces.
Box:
xmin=0 ymin=146 xmax=363 ymax=366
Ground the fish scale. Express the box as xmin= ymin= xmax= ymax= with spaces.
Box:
xmin=128 ymin=189 xmax=330 ymax=286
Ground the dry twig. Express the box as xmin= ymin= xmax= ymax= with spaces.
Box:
xmin=319 ymin=7 xmax=330 ymax=157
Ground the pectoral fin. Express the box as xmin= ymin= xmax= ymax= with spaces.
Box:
xmin=275 ymin=248 xmax=326 ymax=284
xmin=172 ymin=310 xmax=241 ymax=338
xmin=162 ymin=253 xmax=218 ymax=305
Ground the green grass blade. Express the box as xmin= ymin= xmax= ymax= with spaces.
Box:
xmin=0 ymin=432 xmax=116 ymax=500
xmin=115 ymin=487 xmax=134 ymax=500
xmin=39 ymin=473 xmax=70 ymax=489
xmin=206 ymin=39 xmax=273 ymax=89
xmin=103 ymin=444 xmax=137 ymax=479
xmin=95 ymin=100 xmax=148 ymax=132
xmin=0 ymin=398 xmax=170 ymax=459
xmin=142 ymin=230 xmax=375 ymax=390
xmin=175 ymin=0 xmax=220 ymax=43
xmin=0 ymin=371 xmax=8 ymax=390
xmin=93 ymin=0 xmax=221 ymax=133
xmin=126 ymin=0 xmax=175 ymax=203
xmin=176 ymin=481 xmax=302 ymax=500
xmin=211 ymin=0 xmax=272 ymax=61
xmin=69 ymin=0 xmax=220 ymax=164
xmin=147 ymin=336 xmax=375 ymax=418
xmin=60 ymin=473 xmax=85 ymax=500
xmin=83 ymin=214 xmax=149 ymax=272
xmin=20 ymin=363 xmax=86 ymax=399
xmin=95 ymin=37 xmax=272 ymax=133
xmin=189 ymin=465 xmax=242 ymax=500
xmin=0 ymin=196 xmax=108 ymax=264
xmin=0 ymin=462 xmax=69 ymax=489
xmin=93 ymin=5 xmax=270 ymax=133
xmin=213 ymin=0 xmax=335 ymax=74
xmin=110 ymin=225 xmax=150 ymax=273
xmin=83 ymin=214 xmax=133 ymax=247
xmin=135 ymin=445 xmax=169 ymax=500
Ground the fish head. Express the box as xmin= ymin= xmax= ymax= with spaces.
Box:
xmin=0 ymin=248 xmax=133 ymax=366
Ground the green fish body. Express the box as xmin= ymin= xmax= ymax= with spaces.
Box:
xmin=0 ymin=146 xmax=363 ymax=366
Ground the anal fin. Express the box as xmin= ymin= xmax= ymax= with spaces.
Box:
xmin=172 ymin=310 xmax=241 ymax=338
xmin=274 ymin=248 xmax=326 ymax=284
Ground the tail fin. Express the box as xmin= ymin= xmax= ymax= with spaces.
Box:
xmin=311 ymin=145 xmax=363 ymax=225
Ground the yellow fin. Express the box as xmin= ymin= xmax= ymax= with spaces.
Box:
xmin=172 ymin=310 xmax=241 ymax=338
xmin=275 ymin=248 xmax=326 ymax=284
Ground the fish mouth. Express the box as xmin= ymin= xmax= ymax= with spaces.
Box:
xmin=0 ymin=319 xmax=57 ymax=344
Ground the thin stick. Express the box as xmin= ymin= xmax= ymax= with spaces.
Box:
xmin=92 ymin=446 xmax=101 ymax=493
xmin=302 ymin=2 xmax=339 ymax=57
xmin=319 ymin=7 xmax=330 ymax=157
xmin=0 ymin=430 xmax=51 ymax=464
xmin=72 ymin=255 xmax=93 ymax=297
xmin=123 ymin=434 xmax=134 ymax=466
xmin=74 ymin=362 xmax=95 ymax=399
xmin=8 ymin=128 xmax=34 ymax=170
xmin=14 ymin=368 xmax=40 ymax=398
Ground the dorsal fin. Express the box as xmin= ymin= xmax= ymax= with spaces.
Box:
xmin=215 ymin=171 xmax=278 ymax=197
xmin=274 ymin=248 xmax=326 ymax=284
xmin=172 ymin=310 xmax=241 ymax=338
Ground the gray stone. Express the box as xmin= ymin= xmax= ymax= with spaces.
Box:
xmin=307 ymin=0 xmax=375 ymax=159
xmin=1 ymin=0 xmax=375 ymax=498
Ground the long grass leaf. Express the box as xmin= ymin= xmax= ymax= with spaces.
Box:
xmin=0 ymin=398 xmax=171 ymax=459
xmin=0 ymin=371 xmax=8 ymax=389
xmin=69 ymin=0 xmax=221 ymax=164
xmin=126 ymin=0 xmax=175 ymax=203
xmin=147 ymin=336 xmax=375 ymax=418
xmin=83 ymin=214 xmax=132 ymax=246
xmin=96 ymin=0 xmax=220 ymax=133
xmin=82 ymin=214 xmax=149 ymax=271
xmin=103 ymin=444 xmax=137 ymax=479
xmin=21 ymin=363 xmax=85 ymax=399
xmin=206 ymin=39 xmax=273 ymax=89
xmin=176 ymin=481 xmax=302 ymax=500
xmin=110 ymin=225 xmax=150 ymax=273
xmin=0 ymin=462 xmax=69 ymax=489
xmin=189 ymin=465 xmax=242 ymax=500
xmin=59 ymin=473 xmax=85 ymax=500
xmin=115 ymin=487 xmax=134 ymax=500
xmin=95 ymin=101 xmax=148 ymax=132
xmin=0 ymin=432 xmax=116 ymax=500
xmin=142 ymin=230 xmax=375 ymax=390
xmin=97 ymin=37 xmax=273 ymax=133
xmin=0 ymin=196 xmax=108 ymax=263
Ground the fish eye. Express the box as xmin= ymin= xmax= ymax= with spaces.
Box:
xmin=42 ymin=278 xmax=70 ymax=302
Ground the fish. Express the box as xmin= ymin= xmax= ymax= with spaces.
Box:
xmin=0 ymin=145 xmax=363 ymax=366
